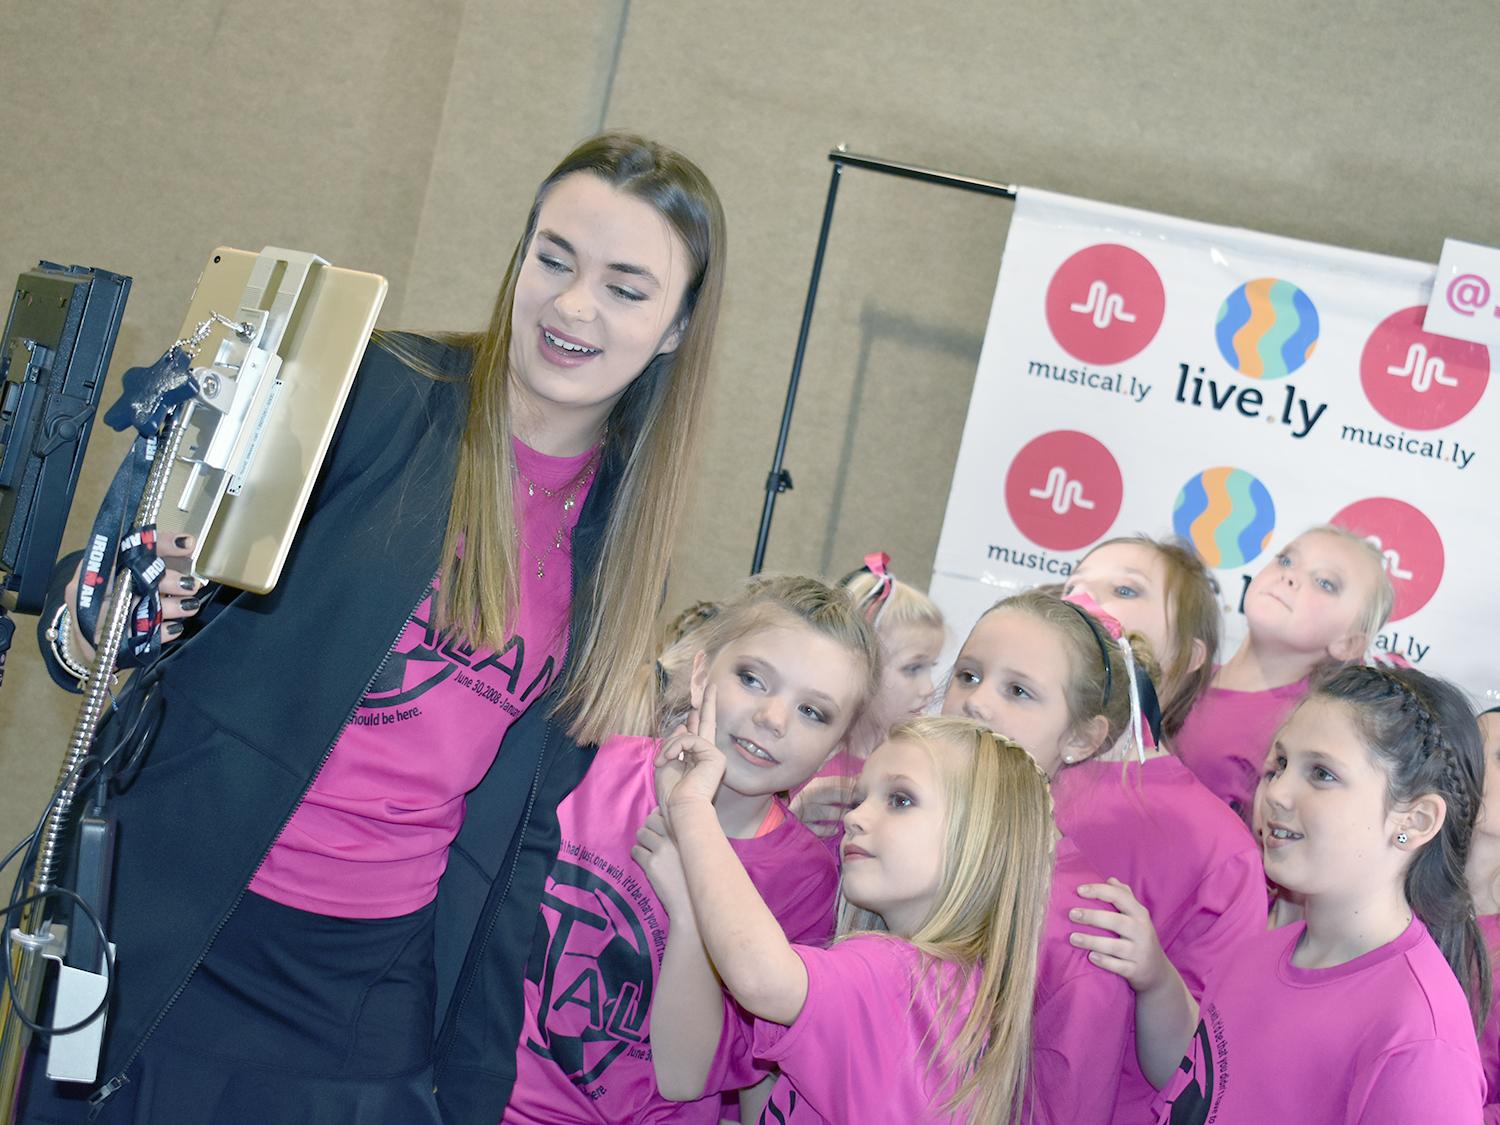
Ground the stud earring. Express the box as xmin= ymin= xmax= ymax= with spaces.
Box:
xmin=1396 ymin=832 xmax=1409 ymax=845
xmin=1062 ymin=754 xmax=1075 ymax=765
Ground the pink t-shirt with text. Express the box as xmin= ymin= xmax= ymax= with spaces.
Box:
xmin=251 ymin=438 xmax=594 ymax=918
xmin=1155 ymin=917 xmax=1484 ymax=1124
xmin=503 ymin=735 xmax=838 ymax=1125
xmin=1052 ymin=754 xmax=1264 ymax=1121
xmin=1174 ymin=675 xmax=1309 ymax=819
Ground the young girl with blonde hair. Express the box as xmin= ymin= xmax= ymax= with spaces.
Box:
xmin=940 ymin=589 xmax=1146 ymax=1122
xmin=1175 ymin=524 xmax=1394 ymax=818
xmin=793 ymin=552 xmax=946 ymax=842
xmin=639 ymin=713 xmax=1053 ymax=1123
xmin=504 ymin=574 xmax=879 ymax=1124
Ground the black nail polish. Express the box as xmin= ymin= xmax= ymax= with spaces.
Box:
xmin=179 ymin=576 xmax=198 ymax=591
xmin=164 ymin=622 xmax=184 ymax=638
xmin=174 ymin=535 xmax=191 ymax=550
xmin=180 ymin=597 xmax=201 ymax=613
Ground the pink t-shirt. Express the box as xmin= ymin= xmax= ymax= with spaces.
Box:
xmin=250 ymin=438 xmax=595 ymax=918
xmin=1028 ymin=836 xmax=1132 ymax=1125
xmin=1478 ymin=914 xmax=1500 ymax=1124
xmin=504 ymin=735 xmax=838 ymax=1125
xmin=1052 ymin=754 xmax=1264 ymax=1121
xmin=746 ymin=936 xmax=979 ymax=1124
xmin=1174 ymin=675 xmax=1309 ymax=819
xmin=1155 ymin=917 xmax=1484 ymax=1124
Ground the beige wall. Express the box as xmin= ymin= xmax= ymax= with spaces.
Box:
xmin=2 ymin=1 xmax=1496 ymax=842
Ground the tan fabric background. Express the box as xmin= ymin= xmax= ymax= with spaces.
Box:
xmin=2 ymin=0 xmax=1496 ymax=845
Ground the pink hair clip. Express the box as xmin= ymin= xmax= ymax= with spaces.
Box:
xmin=862 ymin=550 xmax=895 ymax=625
xmin=1060 ymin=589 xmax=1124 ymax=640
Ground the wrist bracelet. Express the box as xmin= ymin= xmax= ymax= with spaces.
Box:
xmin=46 ymin=605 xmax=91 ymax=684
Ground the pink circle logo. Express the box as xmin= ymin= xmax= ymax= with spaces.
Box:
xmin=1329 ymin=497 xmax=1444 ymax=622
xmin=1045 ymin=244 xmax=1166 ymax=364
xmin=1005 ymin=430 xmax=1123 ymax=550
xmin=1359 ymin=306 xmax=1489 ymax=430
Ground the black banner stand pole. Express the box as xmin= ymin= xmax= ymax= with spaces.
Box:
xmin=749 ymin=147 xmax=1017 ymax=574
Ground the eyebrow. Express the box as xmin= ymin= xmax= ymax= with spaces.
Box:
xmin=537 ymin=230 xmax=662 ymax=287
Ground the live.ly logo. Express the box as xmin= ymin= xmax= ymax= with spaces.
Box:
xmin=1170 ymin=278 xmax=1328 ymax=439
xmin=1005 ymin=430 xmax=1123 ymax=551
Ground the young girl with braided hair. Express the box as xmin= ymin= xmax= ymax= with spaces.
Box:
xmin=1077 ymin=665 xmax=1489 ymax=1123
xmin=946 ymin=588 xmax=1263 ymax=1122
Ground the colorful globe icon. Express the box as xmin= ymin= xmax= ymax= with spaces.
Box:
xmin=1172 ymin=467 xmax=1277 ymax=569
xmin=1215 ymin=278 xmax=1320 ymax=379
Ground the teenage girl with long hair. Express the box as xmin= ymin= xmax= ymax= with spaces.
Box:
xmin=26 ymin=132 xmax=726 ymax=1125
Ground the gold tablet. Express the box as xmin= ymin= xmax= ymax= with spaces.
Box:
xmin=154 ymin=247 xmax=387 ymax=593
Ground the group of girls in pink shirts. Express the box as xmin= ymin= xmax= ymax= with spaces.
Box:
xmin=501 ymin=529 xmax=1500 ymax=1123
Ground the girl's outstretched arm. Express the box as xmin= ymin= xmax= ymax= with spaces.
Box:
xmin=657 ymin=687 xmax=810 ymax=1026
xmin=633 ymin=808 xmax=725 ymax=1101
xmin=1070 ymin=878 xmax=1199 ymax=1088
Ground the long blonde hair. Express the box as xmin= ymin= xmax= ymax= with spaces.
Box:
xmin=839 ymin=716 xmax=1055 ymax=1121
xmin=382 ymin=133 xmax=725 ymax=742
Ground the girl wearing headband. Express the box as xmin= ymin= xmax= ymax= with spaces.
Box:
xmin=1039 ymin=588 xmax=1266 ymax=1122
xmin=940 ymin=590 xmax=1139 ymax=1122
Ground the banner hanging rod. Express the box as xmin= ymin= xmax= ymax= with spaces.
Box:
xmin=828 ymin=147 xmax=1018 ymax=199
xmin=750 ymin=146 xmax=1016 ymax=575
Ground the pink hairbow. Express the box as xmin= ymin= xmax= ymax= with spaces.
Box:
xmin=863 ymin=551 xmax=894 ymax=623
xmin=1060 ymin=589 xmax=1123 ymax=640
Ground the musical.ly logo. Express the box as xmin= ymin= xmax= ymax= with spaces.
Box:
xmin=1070 ymin=281 xmax=1137 ymax=329
xmin=1332 ymin=497 xmax=1444 ymax=622
xmin=1360 ymin=306 xmax=1489 ymax=430
xmin=1364 ymin=535 xmax=1414 ymax=581
xmin=1005 ymin=430 xmax=1122 ymax=551
xmin=1029 ymin=466 xmax=1096 ymax=514
xmin=1385 ymin=343 xmax=1458 ymax=394
xmin=1045 ymin=244 xmax=1165 ymax=364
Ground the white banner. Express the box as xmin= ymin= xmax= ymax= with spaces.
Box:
xmin=931 ymin=189 xmax=1499 ymax=708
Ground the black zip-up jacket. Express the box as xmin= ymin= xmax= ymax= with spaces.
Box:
xmin=35 ymin=338 xmax=609 ymax=1122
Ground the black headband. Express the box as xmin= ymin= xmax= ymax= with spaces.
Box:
xmin=1062 ymin=600 xmax=1113 ymax=709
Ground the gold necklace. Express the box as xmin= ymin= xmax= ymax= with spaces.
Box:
xmin=519 ymin=448 xmax=600 ymax=579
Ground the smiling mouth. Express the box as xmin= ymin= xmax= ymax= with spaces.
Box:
xmin=1264 ymin=825 xmax=1304 ymax=849
xmin=730 ymin=735 xmax=778 ymax=768
xmin=541 ymin=327 xmax=601 ymax=355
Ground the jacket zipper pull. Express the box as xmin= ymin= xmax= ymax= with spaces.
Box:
xmin=87 ymin=1073 xmax=129 ymax=1118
